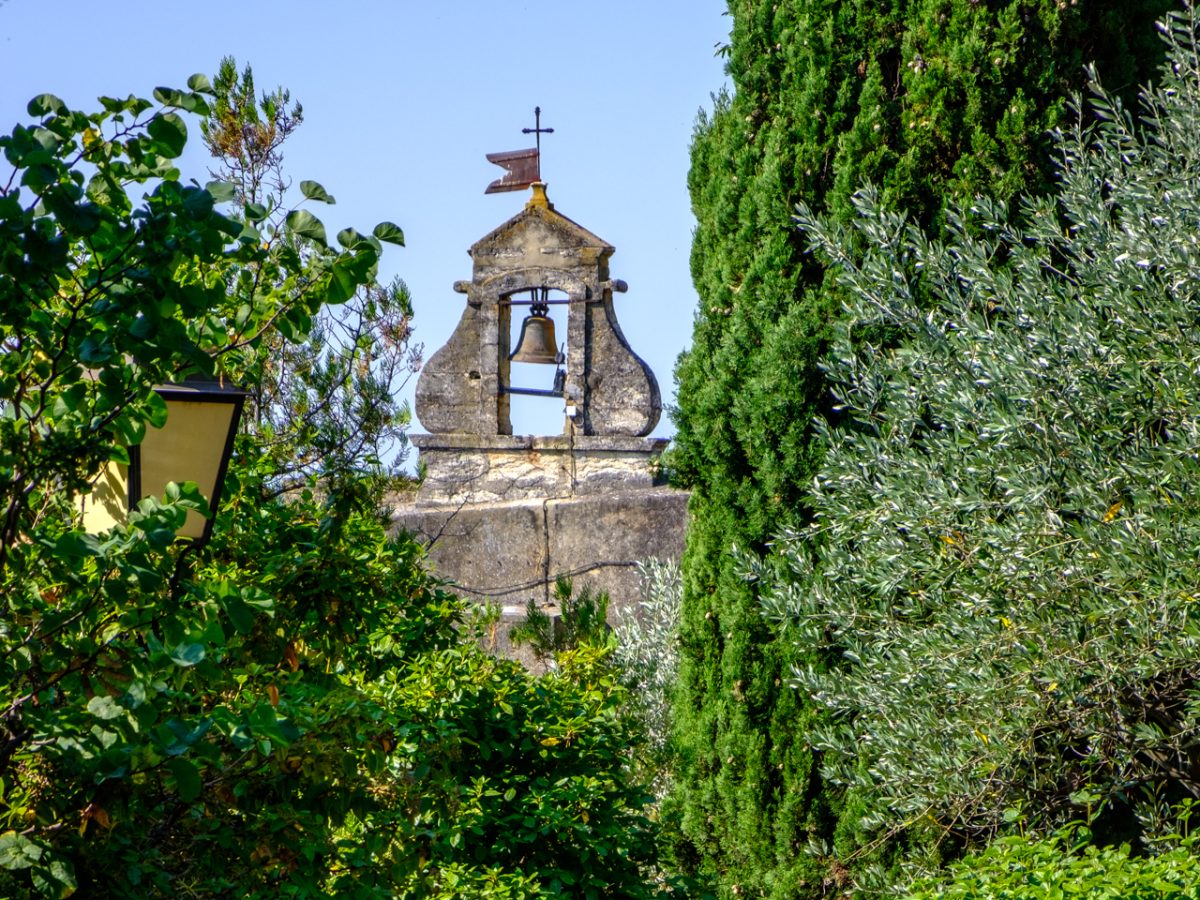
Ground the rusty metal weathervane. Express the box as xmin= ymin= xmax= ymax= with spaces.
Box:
xmin=484 ymin=106 xmax=553 ymax=194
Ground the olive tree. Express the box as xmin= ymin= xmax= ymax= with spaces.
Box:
xmin=762 ymin=3 xmax=1200 ymax=886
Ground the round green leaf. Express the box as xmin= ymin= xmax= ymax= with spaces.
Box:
xmin=27 ymin=93 xmax=66 ymax=117
xmin=147 ymin=112 xmax=187 ymax=159
xmin=112 ymin=413 xmax=146 ymax=447
xmin=152 ymin=86 xmax=184 ymax=107
xmin=167 ymin=757 xmax=203 ymax=802
xmin=182 ymin=185 xmax=213 ymax=218
xmin=237 ymin=222 xmax=263 ymax=244
xmin=32 ymin=856 xmax=76 ymax=898
xmin=327 ymin=259 xmax=359 ymax=304
xmin=286 ymin=209 xmax=328 ymax=246
xmin=169 ymin=642 xmax=205 ymax=667
xmin=144 ymin=390 xmax=169 ymax=429
xmin=220 ymin=594 xmax=256 ymax=634
xmin=144 ymin=525 xmax=176 ymax=549
xmin=299 ymin=180 xmax=335 ymax=204
xmin=87 ymin=696 xmax=125 ymax=720
xmin=205 ymin=180 xmax=236 ymax=203
xmin=373 ymin=221 xmax=405 ymax=246
xmin=0 ymin=832 xmax=42 ymax=870
xmin=336 ymin=227 xmax=367 ymax=250
xmin=113 ymin=414 xmax=146 ymax=447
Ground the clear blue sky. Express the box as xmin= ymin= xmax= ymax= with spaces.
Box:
xmin=1 ymin=0 xmax=730 ymax=454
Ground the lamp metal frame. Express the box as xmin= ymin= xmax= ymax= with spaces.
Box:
xmin=128 ymin=378 xmax=246 ymax=547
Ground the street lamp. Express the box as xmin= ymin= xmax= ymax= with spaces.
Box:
xmin=81 ymin=378 xmax=247 ymax=545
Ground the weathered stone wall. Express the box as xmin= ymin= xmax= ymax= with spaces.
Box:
xmin=397 ymin=433 xmax=687 ymax=614
xmin=392 ymin=484 xmax=688 ymax=666
xmin=393 ymin=485 xmax=688 ymax=608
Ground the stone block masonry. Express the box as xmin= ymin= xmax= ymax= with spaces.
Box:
xmin=392 ymin=485 xmax=688 ymax=611
xmin=395 ymin=436 xmax=687 ymax=621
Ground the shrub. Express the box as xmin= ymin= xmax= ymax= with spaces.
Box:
xmin=905 ymin=827 xmax=1200 ymax=900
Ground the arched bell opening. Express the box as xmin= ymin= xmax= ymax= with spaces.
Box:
xmin=502 ymin=286 xmax=570 ymax=436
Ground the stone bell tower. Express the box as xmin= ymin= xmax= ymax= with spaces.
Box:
xmin=415 ymin=182 xmax=660 ymax=441
xmin=394 ymin=182 xmax=687 ymax=618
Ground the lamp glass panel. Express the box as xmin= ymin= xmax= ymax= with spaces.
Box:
xmin=138 ymin=400 xmax=237 ymax=539
xmin=81 ymin=461 xmax=130 ymax=534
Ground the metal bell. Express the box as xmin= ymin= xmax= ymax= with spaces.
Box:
xmin=510 ymin=313 xmax=559 ymax=365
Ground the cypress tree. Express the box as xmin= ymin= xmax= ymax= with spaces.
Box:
xmin=671 ymin=1 xmax=1172 ymax=896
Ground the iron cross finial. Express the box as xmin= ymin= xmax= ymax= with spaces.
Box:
xmin=521 ymin=107 xmax=554 ymax=181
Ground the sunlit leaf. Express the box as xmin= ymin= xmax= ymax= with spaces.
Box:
xmin=147 ymin=112 xmax=187 ymax=158
xmin=299 ymin=180 xmax=335 ymax=204
xmin=27 ymin=94 xmax=66 ymax=117
xmin=0 ymin=832 xmax=42 ymax=870
xmin=285 ymin=209 xmax=327 ymax=245
xmin=373 ymin=221 xmax=405 ymax=246
xmin=169 ymin=643 xmax=205 ymax=667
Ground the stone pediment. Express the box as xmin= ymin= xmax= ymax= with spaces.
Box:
xmin=469 ymin=184 xmax=613 ymax=263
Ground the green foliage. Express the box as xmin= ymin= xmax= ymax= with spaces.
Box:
xmin=672 ymin=0 xmax=1174 ymax=895
xmin=612 ymin=560 xmax=683 ymax=801
xmin=905 ymin=826 xmax=1200 ymax=899
xmin=0 ymin=74 xmax=428 ymax=896
xmin=758 ymin=4 xmax=1200 ymax=889
xmin=510 ymin=576 xmax=612 ymax=664
xmin=201 ymin=57 xmax=420 ymax=495
xmin=357 ymin=644 xmax=685 ymax=898
xmin=0 ymin=74 xmax=391 ymax=570
xmin=201 ymin=56 xmax=303 ymax=208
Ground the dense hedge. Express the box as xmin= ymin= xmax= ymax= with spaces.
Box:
xmin=671 ymin=1 xmax=1172 ymax=895
xmin=904 ymin=830 xmax=1200 ymax=900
